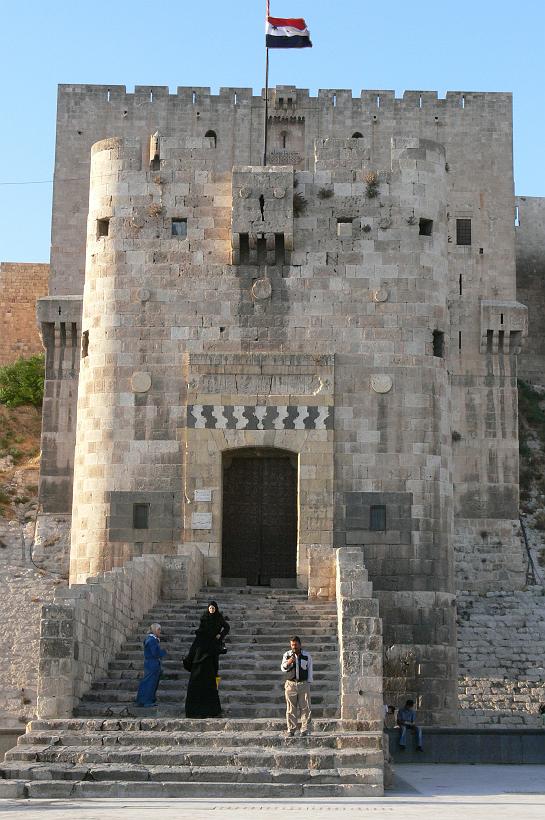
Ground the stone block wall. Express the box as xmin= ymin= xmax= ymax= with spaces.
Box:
xmin=161 ymin=547 xmax=204 ymax=601
xmin=516 ymin=196 xmax=545 ymax=385
xmin=0 ymin=517 xmax=65 ymax=729
xmin=307 ymin=545 xmax=336 ymax=600
xmin=457 ymin=587 xmax=545 ymax=726
xmin=37 ymin=554 xmax=165 ymax=718
xmin=0 ymin=262 xmax=49 ymax=366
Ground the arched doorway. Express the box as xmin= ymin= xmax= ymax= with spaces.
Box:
xmin=222 ymin=448 xmax=297 ymax=586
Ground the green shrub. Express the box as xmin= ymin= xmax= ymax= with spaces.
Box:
xmin=0 ymin=355 xmax=45 ymax=408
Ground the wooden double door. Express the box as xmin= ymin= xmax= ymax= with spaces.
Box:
xmin=222 ymin=449 xmax=297 ymax=586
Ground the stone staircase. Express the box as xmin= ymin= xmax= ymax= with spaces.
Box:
xmin=0 ymin=586 xmax=384 ymax=797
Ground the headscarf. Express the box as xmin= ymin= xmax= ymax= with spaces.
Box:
xmin=199 ymin=600 xmax=223 ymax=636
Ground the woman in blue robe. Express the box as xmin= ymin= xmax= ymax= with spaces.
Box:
xmin=135 ymin=623 xmax=167 ymax=707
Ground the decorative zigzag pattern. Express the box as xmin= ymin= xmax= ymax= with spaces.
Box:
xmin=187 ymin=405 xmax=334 ymax=430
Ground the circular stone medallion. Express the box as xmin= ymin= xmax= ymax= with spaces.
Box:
xmin=239 ymin=186 xmax=251 ymax=199
xmin=273 ymin=187 xmax=286 ymax=199
xmin=370 ymin=374 xmax=393 ymax=394
xmin=138 ymin=288 xmax=151 ymax=302
xmin=131 ymin=371 xmax=152 ymax=393
xmin=251 ymin=279 xmax=272 ymax=300
xmin=373 ymin=288 xmax=389 ymax=303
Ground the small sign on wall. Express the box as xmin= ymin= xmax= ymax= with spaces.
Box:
xmin=191 ymin=512 xmax=212 ymax=530
xmin=194 ymin=489 xmax=212 ymax=502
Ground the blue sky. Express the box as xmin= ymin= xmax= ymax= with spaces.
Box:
xmin=1 ymin=0 xmax=544 ymax=263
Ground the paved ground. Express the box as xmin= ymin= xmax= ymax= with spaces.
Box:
xmin=1 ymin=766 xmax=544 ymax=819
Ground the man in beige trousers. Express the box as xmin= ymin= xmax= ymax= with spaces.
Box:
xmin=280 ymin=636 xmax=314 ymax=737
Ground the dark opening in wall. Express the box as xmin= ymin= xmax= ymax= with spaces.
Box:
xmin=205 ymin=129 xmax=217 ymax=148
xmin=133 ymin=503 xmax=150 ymax=529
xmin=486 ymin=329 xmax=494 ymax=354
xmin=256 ymin=236 xmax=267 ymax=265
xmin=81 ymin=330 xmax=89 ymax=359
xmin=150 ymin=157 xmax=160 ymax=171
xmin=280 ymin=130 xmax=288 ymax=148
xmin=171 ymin=218 xmax=187 ymax=238
xmin=352 ymin=132 xmax=363 ymax=139
xmin=433 ymin=330 xmax=445 ymax=358
xmin=456 ymin=218 xmax=472 ymax=245
xmin=510 ymin=330 xmax=522 ymax=352
xmin=369 ymin=505 xmax=386 ymax=531
xmin=458 ymin=331 xmax=462 ymax=351
xmin=275 ymin=233 xmax=285 ymax=265
xmin=239 ymin=233 xmax=250 ymax=264
xmin=337 ymin=217 xmax=353 ymax=236
xmin=419 ymin=218 xmax=433 ymax=236
xmin=259 ymin=194 xmax=265 ymax=221
xmin=459 ymin=274 xmax=463 ymax=296
xmin=96 ymin=218 xmax=110 ymax=238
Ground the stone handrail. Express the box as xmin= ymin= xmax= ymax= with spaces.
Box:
xmin=36 ymin=549 xmax=203 ymax=718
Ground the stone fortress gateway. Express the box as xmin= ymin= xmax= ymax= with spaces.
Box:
xmin=35 ymin=84 xmax=529 ymax=730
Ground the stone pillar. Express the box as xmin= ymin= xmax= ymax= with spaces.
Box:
xmin=336 ymin=547 xmax=383 ymax=730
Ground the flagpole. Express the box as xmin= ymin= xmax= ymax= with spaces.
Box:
xmin=263 ymin=47 xmax=269 ymax=166
xmin=263 ymin=0 xmax=270 ymax=166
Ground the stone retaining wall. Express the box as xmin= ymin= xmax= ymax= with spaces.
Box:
xmin=457 ymin=586 xmax=545 ymax=726
xmin=37 ymin=555 xmax=167 ymax=718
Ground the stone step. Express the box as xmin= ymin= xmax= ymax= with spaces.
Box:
xmin=5 ymin=744 xmax=384 ymax=770
xmin=0 ymin=761 xmax=381 ymax=785
xmin=134 ymin=618 xmax=337 ymax=636
xmin=17 ymin=731 xmax=380 ymax=750
xmin=80 ymin=691 xmax=339 ymax=705
xmin=0 ymin=777 xmax=382 ymax=799
xmin=114 ymin=649 xmax=338 ymax=660
xmin=94 ymin=672 xmax=339 ymax=685
xmin=90 ymin=675 xmax=338 ymax=689
xmin=73 ymin=704 xmax=340 ymax=719
xmin=28 ymin=717 xmax=357 ymax=733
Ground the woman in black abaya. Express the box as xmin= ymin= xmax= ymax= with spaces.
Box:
xmin=183 ymin=601 xmax=230 ymax=719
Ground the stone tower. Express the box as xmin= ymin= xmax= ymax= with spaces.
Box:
xmin=37 ymin=85 xmax=528 ymax=724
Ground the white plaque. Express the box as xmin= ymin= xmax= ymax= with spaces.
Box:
xmin=192 ymin=512 xmax=212 ymax=530
xmin=370 ymin=375 xmax=393 ymax=394
xmin=194 ymin=489 xmax=212 ymax=502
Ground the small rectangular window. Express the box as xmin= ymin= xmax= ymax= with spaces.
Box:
xmin=239 ymin=233 xmax=250 ymax=264
xmin=456 ymin=218 xmax=472 ymax=245
xmin=133 ymin=503 xmax=150 ymax=530
xmin=433 ymin=330 xmax=445 ymax=358
xmin=96 ymin=218 xmax=110 ymax=238
xmin=275 ymin=233 xmax=285 ymax=265
xmin=256 ymin=236 xmax=267 ymax=264
xmin=81 ymin=330 xmax=89 ymax=359
xmin=171 ymin=218 xmax=187 ymax=238
xmin=369 ymin=505 xmax=386 ymax=531
xmin=419 ymin=218 xmax=433 ymax=236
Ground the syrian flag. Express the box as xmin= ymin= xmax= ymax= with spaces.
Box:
xmin=266 ymin=16 xmax=312 ymax=48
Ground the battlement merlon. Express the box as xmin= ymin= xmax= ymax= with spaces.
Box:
xmin=57 ymin=84 xmax=513 ymax=112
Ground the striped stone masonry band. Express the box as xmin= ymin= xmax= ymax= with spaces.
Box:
xmin=187 ymin=405 xmax=334 ymax=430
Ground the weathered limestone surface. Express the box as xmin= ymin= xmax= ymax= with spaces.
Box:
xmin=516 ymin=196 xmax=545 ymax=385
xmin=457 ymin=587 xmax=545 ymax=726
xmin=0 ymin=263 xmax=48 ymax=366
xmin=336 ymin=547 xmax=382 ymax=730
xmin=37 ymin=555 xmax=167 ymax=718
xmin=0 ymin=518 xmax=65 ymax=729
